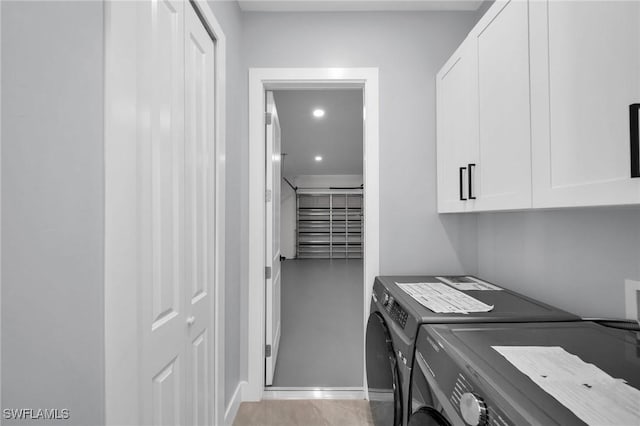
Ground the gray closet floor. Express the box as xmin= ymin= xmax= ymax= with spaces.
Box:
xmin=272 ymin=259 xmax=364 ymax=388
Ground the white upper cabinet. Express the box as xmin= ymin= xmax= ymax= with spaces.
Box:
xmin=436 ymin=0 xmax=531 ymax=213
xmin=437 ymin=0 xmax=640 ymax=212
xmin=530 ymin=0 xmax=640 ymax=207
xmin=471 ymin=0 xmax=532 ymax=211
xmin=436 ymin=38 xmax=478 ymax=213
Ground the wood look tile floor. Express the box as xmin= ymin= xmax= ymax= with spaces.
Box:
xmin=232 ymin=400 xmax=374 ymax=426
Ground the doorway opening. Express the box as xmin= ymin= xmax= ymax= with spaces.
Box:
xmin=267 ymin=89 xmax=365 ymax=389
xmin=247 ymin=68 xmax=379 ymax=401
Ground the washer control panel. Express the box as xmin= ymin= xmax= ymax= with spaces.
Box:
xmin=383 ymin=292 xmax=409 ymax=328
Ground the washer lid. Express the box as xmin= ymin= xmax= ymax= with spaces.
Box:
xmin=375 ymin=276 xmax=580 ymax=323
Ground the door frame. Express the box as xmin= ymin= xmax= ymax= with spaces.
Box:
xmin=246 ymin=67 xmax=380 ymax=400
xmin=0 ymin=2 xmax=3 ymax=409
xmin=104 ymin=1 xmax=226 ymax=425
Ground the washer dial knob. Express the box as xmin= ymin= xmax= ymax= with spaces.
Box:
xmin=382 ymin=292 xmax=390 ymax=306
xmin=459 ymin=392 xmax=488 ymax=426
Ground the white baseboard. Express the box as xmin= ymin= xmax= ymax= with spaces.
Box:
xmin=224 ymin=381 xmax=246 ymax=426
xmin=262 ymin=387 xmax=365 ymax=400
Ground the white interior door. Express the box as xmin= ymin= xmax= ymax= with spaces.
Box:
xmin=184 ymin=3 xmax=215 ymax=425
xmin=139 ymin=1 xmax=215 ymax=424
xmin=139 ymin=0 xmax=186 ymax=423
xmin=265 ymin=91 xmax=282 ymax=386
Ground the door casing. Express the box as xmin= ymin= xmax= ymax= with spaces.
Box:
xmin=247 ymin=67 xmax=380 ymax=401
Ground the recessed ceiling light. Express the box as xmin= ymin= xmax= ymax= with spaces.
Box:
xmin=314 ymin=156 xmax=323 ymax=162
xmin=312 ymin=109 xmax=325 ymax=118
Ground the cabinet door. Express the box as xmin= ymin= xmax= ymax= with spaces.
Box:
xmin=436 ymin=39 xmax=478 ymax=213
xmin=471 ymin=0 xmax=532 ymax=211
xmin=530 ymin=0 xmax=640 ymax=207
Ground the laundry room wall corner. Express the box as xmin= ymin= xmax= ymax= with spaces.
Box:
xmin=439 ymin=213 xmax=480 ymax=275
xmin=243 ymin=11 xmax=478 ymax=277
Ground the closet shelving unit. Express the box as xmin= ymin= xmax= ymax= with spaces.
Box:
xmin=296 ymin=190 xmax=363 ymax=259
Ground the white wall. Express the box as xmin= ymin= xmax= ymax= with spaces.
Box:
xmin=477 ymin=208 xmax=640 ymax=318
xmin=244 ymin=11 xmax=480 ymax=275
xmin=1 ymin=1 xmax=105 ymax=424
xmin=206 ymin=0 xmax=248 ymax=411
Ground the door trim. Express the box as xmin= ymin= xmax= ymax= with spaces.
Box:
xmin=0 ymin=2 xmax=3 ymax=410
xmin=247 ymin=67 xmax=380 ymax=401
xmin=263 ymin=388 xmax=366 ymax=400
xmin=103 ymin=1 xmax=226 ymax=425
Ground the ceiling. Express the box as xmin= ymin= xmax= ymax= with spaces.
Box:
xmin=273 ymin=89 xmax=363 ymax=177
xmin=238 ymin=0 xmax=483 ymax=12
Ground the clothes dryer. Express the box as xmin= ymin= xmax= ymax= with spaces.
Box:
xmin=365 ymin=275 xmax=579 ymax=426
xmin=408 ymin=321 xmax=640 ymax=425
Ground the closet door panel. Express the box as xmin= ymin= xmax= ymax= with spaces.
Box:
xmin=137 ymin=0 xmax=187 ymax=424
xmin=184 ymin=3 xmax=215 ymax=424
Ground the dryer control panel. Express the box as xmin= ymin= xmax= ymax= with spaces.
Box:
xmin=382 ymin=292 xmax=409 ymax=329
xmin=415 ymin=326 xmax=532 ymax=426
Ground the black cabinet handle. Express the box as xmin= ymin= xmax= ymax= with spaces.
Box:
xmin=468 ymin=163 xmax=476 ymax=199
xmin=459 ymin=167 xmax=467 ymax=201
xmin=630 ymin=104 xmax=640 ymax=178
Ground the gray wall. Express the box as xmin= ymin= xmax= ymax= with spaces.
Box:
xmin=243 ymin=11 xmax=479 ymax=275
xmin=1 ymin=1 xmax=105 ymax=424
xmin=207 ymin=0 xmax=248 ymax=408
xmin=477 ymin=208 xmax=640 ymax=318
